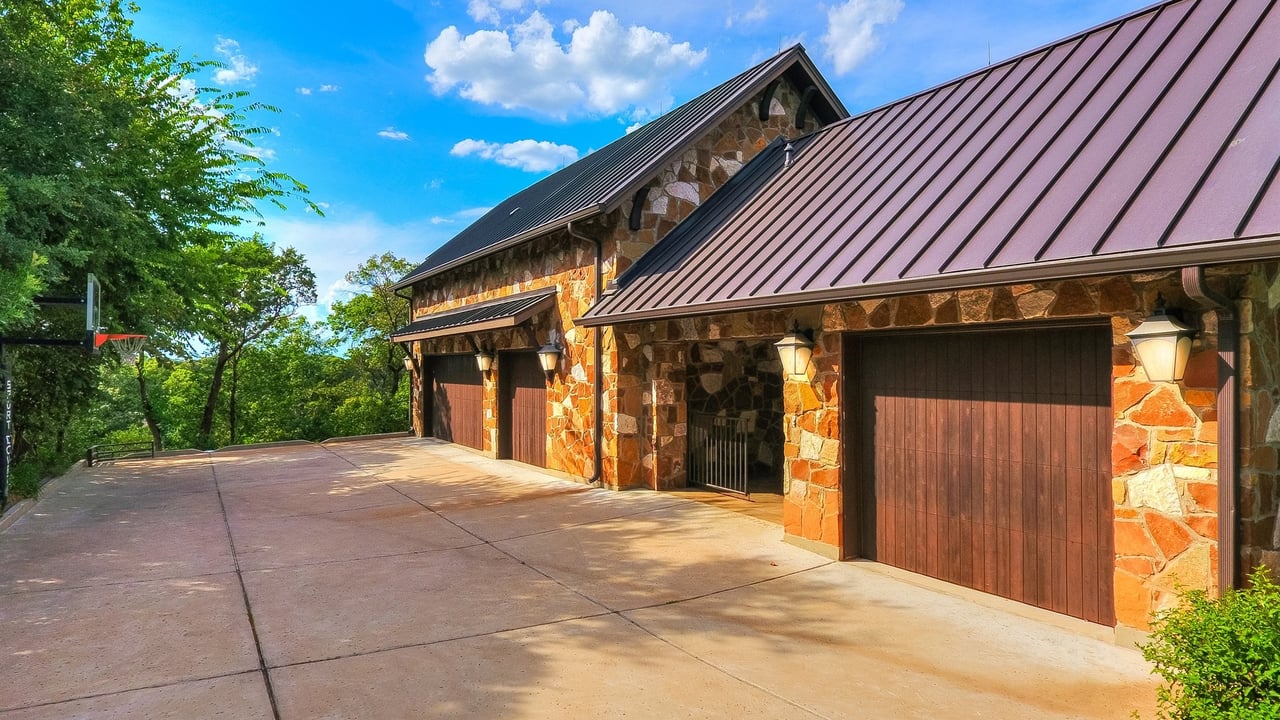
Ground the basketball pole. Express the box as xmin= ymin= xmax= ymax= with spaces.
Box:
xmin=1 ymin=343 xmax=11 ymax=510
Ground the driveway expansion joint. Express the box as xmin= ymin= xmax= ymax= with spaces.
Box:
xmin=209 ymin=456 xmax=283 ymax=720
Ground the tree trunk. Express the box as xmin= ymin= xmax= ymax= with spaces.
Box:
xmin=197 ymin=342 xmax=231 ymax=450
xmin=55 ymin=428 xmax=65 ymax=455
xmin=228 ymin=353 xmax=240 ymax=446
xmin=136 ymin=350 xmax=164 ymax=450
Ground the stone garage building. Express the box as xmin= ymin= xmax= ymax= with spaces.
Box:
xmin=578 ymin=0 xmax=1280 ymax=636
xmin=391 ymin=47 xmax=845 ymax=483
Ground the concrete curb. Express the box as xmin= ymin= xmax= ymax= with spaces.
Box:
xmin=0 ymin=461 xmax=85 ymax=532
xmin=155 ymin=448 xmax=205 ymax=458
xmin=211 ymin=440 xmax=318 ymax=452
xmin=320 ymin=432 xmax=412 ymax=445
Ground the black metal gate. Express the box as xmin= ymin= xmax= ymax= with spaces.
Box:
xmin=688 ymin=412 xmax=750 ymax=496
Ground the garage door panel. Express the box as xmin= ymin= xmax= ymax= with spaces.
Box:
xmin=852 ymin=326 xmax=1114 ymax=626
xmin=501 ymin=353 xmax=547 ymax=468
xmin=431 ymin=355 xmax=484 ymax=451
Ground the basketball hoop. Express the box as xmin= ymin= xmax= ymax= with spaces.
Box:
xmin=95 ymin=334 xmax=147 ymax=365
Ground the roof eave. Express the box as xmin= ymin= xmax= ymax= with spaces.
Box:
xmin=391 ymin=205 xmax=605 ymax=291
xmin=577 ymin=235 xmax=1280 ymax=327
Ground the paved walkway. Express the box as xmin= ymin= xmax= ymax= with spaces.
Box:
xmin=0 ymin=438 xmax=1157 ymax=719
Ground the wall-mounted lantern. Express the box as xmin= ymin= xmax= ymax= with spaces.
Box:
xmin=402 ymin=355 xmax=415 ymax=373
xmin=475 ymin=350 xmax=494 ymax=375
xmin=1126 ymin=295 xmax=1195 ymax=383
xmin=774 ymin=322 xmax=815 ymax=378
xmin=536 ymin=341 xmax=562 ymax=379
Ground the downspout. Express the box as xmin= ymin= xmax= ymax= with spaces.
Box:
xmin=567 ymin=221 xmax=604 ymax=487
xmin=1181 ymin=267 xmax=1238 ymax=591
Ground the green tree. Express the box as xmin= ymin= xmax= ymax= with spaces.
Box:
xmin=327 ymin=252 xmax=414 ymax=433
xmin=0 ymin=0 xmax=314 ymax=467
xmin=186 ymin=237 xmax=316 ymax=448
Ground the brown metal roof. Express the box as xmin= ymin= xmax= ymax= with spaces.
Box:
xmin=391 ymin=289 xmax=556 ymax=342
xmin=393 ymin=45 xmax=847 ymax=291
xmin=581 ymin=0 xmax=1280 ymax=327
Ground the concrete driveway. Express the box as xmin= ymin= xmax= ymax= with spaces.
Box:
xmin=0 ymin=437 xmax=1158 ymax=719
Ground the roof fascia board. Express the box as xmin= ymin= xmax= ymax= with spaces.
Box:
xmin=578 ymin=235 xmax=1280 ymax=327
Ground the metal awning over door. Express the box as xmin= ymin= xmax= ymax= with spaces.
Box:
xmin=391 ymin=290 xmax=556 ymax=343
xmin=849 ymin=325 xmax=1114 ymax=626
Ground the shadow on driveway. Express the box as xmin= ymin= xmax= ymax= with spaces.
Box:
xmin=0 ymin=438 xmax=1158 ymax=719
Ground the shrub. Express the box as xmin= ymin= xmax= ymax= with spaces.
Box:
xmin=1142 ymin=566 xmax=1280 ymax=719
xmin=6 ymin=462 xmax=42 ymax=501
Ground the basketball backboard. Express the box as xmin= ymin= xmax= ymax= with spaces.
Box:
xmin=85 ymin=273 xmax=101 ymax=352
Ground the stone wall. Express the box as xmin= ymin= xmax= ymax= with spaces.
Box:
xmin=1239 ymin=263 xmax=1280 ymax=577
xmin=600 ymin=78 xmax=814 ymax=488
xmin=411 ymin=229 xmax=599 ymax=477
xmin=622 ymin=268 xmax=1266 ymax=630
xmin=410 ymin=76 xmax=817 ymax=487
xmin=686 ymin=341 xmax=785 ymax=482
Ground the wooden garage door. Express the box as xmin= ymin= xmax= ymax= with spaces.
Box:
xmin=430 ymin=355 xmax=484 ymax=451
xmin=500 ymin=353 xmax=547 ymax=468
xmin=850 ymin=326 xmax=1114 ymax=626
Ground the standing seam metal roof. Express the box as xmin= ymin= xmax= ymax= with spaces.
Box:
xmin=581 ymin=0 xmax=1280 ymax=326
xmin=393 ymin=45 xmax=846 ymax=290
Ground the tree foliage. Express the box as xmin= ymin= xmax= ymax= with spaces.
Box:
xmin=0 ymin=0 xmax=316 ymax=472
xmin=0 ymin=2 xmax=411 ymax=498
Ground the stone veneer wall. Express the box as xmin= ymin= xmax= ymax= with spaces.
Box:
xmin=1239 ymin=263 xmax=1280 ymax=577
xmin=590 ymin=78 xmax=811 ymax=488
xmin=410 ymin=77 xmax=814 ymax=486
xmin=622 ymin=268 xmax=1270 ymax=629
xmin=686 ymin=341 xmax=785 ymax=481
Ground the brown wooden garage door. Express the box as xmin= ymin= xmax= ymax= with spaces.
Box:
xmin=849 ymin=325 xmax=1114 ymax=626
xmin=500 ymin=352 xmax=547 ymax=468
xmin=429 ymin=355 xmax=484 ymax=451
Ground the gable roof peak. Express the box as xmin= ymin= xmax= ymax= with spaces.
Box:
xmin=394 ymin=44 xmax=847 ymax=290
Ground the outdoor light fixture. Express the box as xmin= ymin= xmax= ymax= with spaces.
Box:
xmin=1127 ymin=295 xmax=1195 ymax=383
xmin=774 ymin=322 xmax=815 ymax=378
xmin=402 ymin=354 xmax=415 ymax=373
xmin=536 ymin=341 xmax=561 ymax=378
xmin=475 ymin=350 xmax=494 ymax=374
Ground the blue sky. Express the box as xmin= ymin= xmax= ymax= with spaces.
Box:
xmin=130 ymin=0 xmax=1153 ymax=318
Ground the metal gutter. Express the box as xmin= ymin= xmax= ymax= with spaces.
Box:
xmin=576 ymin=234 xmax=1280 ymax=327
xmin=1181 ymin=266 xmax=1239 ymax=592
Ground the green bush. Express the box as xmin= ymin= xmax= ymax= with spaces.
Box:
xmin=6 ymin=462 xmax=42 ymax=501
xmin=1142 ymin=566 xmax=1280 ymax=719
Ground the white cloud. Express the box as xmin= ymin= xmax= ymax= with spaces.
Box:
xmin=468 ymin=0 xmax=541 ymax=24
xmin=226 ymin=138 xmax=276 ymax=162
xmin=456 ymin=206 xmax=492 ymax=219
xmin=319 ymin=84 xmax=340 ymax=92
xmin=430 ymin=216 xmax=454 ymax=225
xmin=624 ymin=121 xmax=643 ymax=134
xmin=424 ymin=10 xmax=706 ymax=119
xmin=296 ymin=87 xmax=312 ymax=95
xmin=213 ymin=37 xmax=259 ymax=85
xmin=822 ymin=0 xmax=904 ymax=75
xmin=726 ymin=0 xmax=769 ymax=28
xmin=426 ymin=178 xmax=444 ymax=190
xmin=378 ymin=127 xmax=411 ymax=140
xmin=259 ymin=214 xmax=444 ymax=321
xmin=450 ymin=138 xmax=579 ymax=172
